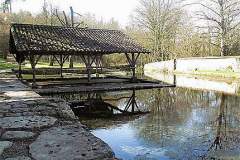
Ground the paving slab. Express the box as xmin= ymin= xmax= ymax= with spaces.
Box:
xmin=0 ymin=116 xmax=57 ymax=129
xmin=5 ymin=156 xmax=32 ymax=160
xmin=1 ymin=131 xmax=36 ymax=140
xmin=0 ymin=141 xmax=13 ymax=155
xmin=0 ymin=73 xmax=115 ymax=159
xmin=30 ymin=125 xmax=114 ymax=160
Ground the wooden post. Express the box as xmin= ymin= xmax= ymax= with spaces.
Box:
xmin=29 ymin=55 xmax=36 ymax=88
xmin=95 ymin=55 xmax=101 ymax=78
xmin=18 ymin=62 xmax=22 ymax=79
xmin=87 ymin=55 xmax=91 ymax=83
xmin=131 ymin=53 xmax=136 ymax=80
xmin=60 ymin=54 xmax=63 ymax=78
xmin=125 ymin=53 xmax=140 ymax=81
xmin=81 ymin=54 xmax=96 ymax=83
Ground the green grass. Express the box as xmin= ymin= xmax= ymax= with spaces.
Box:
xmin=0 ymin=58 xmax=85 ymax=70
xmin=0 ymin=58 xmax=17 ymax=70
xmin=23 ymin=61 xmax=84 ymax=69
xmin=174 ymin=69 xmax=240 ymax=79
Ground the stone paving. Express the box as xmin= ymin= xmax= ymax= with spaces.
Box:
xmin=0 ymin=71 xmax=115 ymax=160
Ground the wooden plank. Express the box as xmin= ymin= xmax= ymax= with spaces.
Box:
xmin=35 ymin=82 xmax=175 ymax=95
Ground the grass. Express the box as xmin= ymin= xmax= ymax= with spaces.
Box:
xmin=2 ymin=57 xmax=239 ymax=80
xmin=0 ymin=57 xmax=85 ymax=70
xmin=0 ymin=58 xmax=17 ymax=70
xmin=146 ymin=64 xmax=240 ymax=80
xmin=23 ymin=61 xmax=84 ymax=69
xmin=173 ymin=69 xmax=240 ymax=80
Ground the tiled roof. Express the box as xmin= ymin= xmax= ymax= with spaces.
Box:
xmin=9 ymin=23 xmax=150 ymax=55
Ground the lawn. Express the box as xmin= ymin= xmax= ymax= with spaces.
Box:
xmin=174 ymin=69 xmax=240 ymax=79
xmin=0 ymin=57 xmax=85 ymax=70
xmin=0 ymin=58 xmax=17 ymax=70
xmin=23 ymin=61 xmax=84 ymax=69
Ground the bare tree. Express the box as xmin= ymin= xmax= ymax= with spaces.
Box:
xmin=0 ymin=0 xmax=11 ymax=13
xmin=42 ymin=0 xmax=48 ymax=24
xmin=52 ymin=6 xmax=85 ymax=68
xmin=133 ymin=0 xmax=184 ymax=61
xmin=189 ymin=0 xmax=240 ymax=56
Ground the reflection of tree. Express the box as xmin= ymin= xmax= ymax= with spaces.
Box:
xmin=200 ymin=93 xmax=240 ymax=159
xmin=209 ymin=94 xmax=226 ymax=150
xmin=132 ymin=88 xmax=199 ymax=146
xmin=48 ymin=87 xmax=240 ymax=158
xmin=132 ymin=88 xmax=240 ymax=159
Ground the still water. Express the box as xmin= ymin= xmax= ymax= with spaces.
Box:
xmin=47 ymin=75 xmax=240 ymax=160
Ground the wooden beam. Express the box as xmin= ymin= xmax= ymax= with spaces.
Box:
xmin=53 ymin=55 xmax=61 ymax=65
xmin=60 ymin=54 xmax=63 ymax=78
xmin=87 ymin=55 xmax=91 ymax=82
xmin=132 ymin=53 xmax=136 ymax=80
xmin=63 ymin=55 xmax=70 ymax=63
xmin=95 ymin=55 xmax=100 ymax=77
xmin=18 ymin=62 xmax=22 ymax=79
xmin=80 ymin=54 xmax=98 ymax=82
xmin=125 ymin=53 xmax=139 ymax=81
xmin=29 ymin=55 xmax=37 ymax=88
xmin=34 ymin=55 xmax=42 ymax=66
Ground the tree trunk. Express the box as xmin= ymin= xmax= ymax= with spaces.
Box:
xmin=220 ymin=0 xmax=226 ymax=57
xmin=69 ymin=6 xmax=74 ymax=68
xmin=220 ymin=37 xmax=225 ymax=56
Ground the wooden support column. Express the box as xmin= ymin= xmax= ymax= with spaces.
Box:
xmin=132 ymin=53 xmax=136 ymax=79
xmin=81 ymin=54 xmax=97 ymax=83
xmin=29 ymin=55 xmax=36 ymax=88
xmin=87 ymin=55 xmax=91 ymax=82
xmin=60 ymin=54 xmax=63 ymax=78
xmin=95 ymin=54 xmax=102 ymax=77
xmin=12 ymin=54 xmax=24 ymax=79
xmin=18 ymin=62 xmax=22 ymax=79
xmin=125 ymin=53 xmax=140 ymax=81
xmin=29 ymin=54 xmax=41 ymax=88
xmin=53 ymin=54 xmax=69 ymax=78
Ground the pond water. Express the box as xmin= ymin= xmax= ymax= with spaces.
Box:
xmin=45 ymin=74 xmax=240 ymax=160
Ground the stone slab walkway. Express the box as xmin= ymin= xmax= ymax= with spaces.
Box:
xmin=0 ymin=71 xmax=115 ymax=160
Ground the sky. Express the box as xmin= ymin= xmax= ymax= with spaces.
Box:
xmin=9 ymin=0 xmax=141 ymax=26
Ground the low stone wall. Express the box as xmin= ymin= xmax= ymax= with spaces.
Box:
xmin=144 ymin=56 xmax=240 ymax=73
xmin=0 ymin=71 xmax=115 ymax=160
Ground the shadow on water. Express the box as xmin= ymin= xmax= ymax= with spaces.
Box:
xmin=44 ymin=74 xmax=240 ymax=159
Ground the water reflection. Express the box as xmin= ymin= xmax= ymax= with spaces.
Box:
xmin=47 ymin=89 xmax=149 ymax=118
xmin=145 ymin=71 xmax=240 ymax=95
xmin=46 ymin=87 xmax=240 ymax=159
xmin=91 ymin=88 xmax=240 ymax=159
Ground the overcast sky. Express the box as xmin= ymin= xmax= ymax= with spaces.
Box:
xmin=7 ymin=0 xmax=141 ymax=26
xmin=0 ymin=0 xmax=201 ymax=27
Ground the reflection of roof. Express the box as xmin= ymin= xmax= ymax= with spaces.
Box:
xmin=9 ymin=23 xmax=150 ymax=55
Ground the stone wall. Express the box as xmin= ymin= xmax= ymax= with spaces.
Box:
xmin=0 ymin=71 xmax=115 ymax=160
xmin=144 ymin=56 xmax=240 ymax=73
